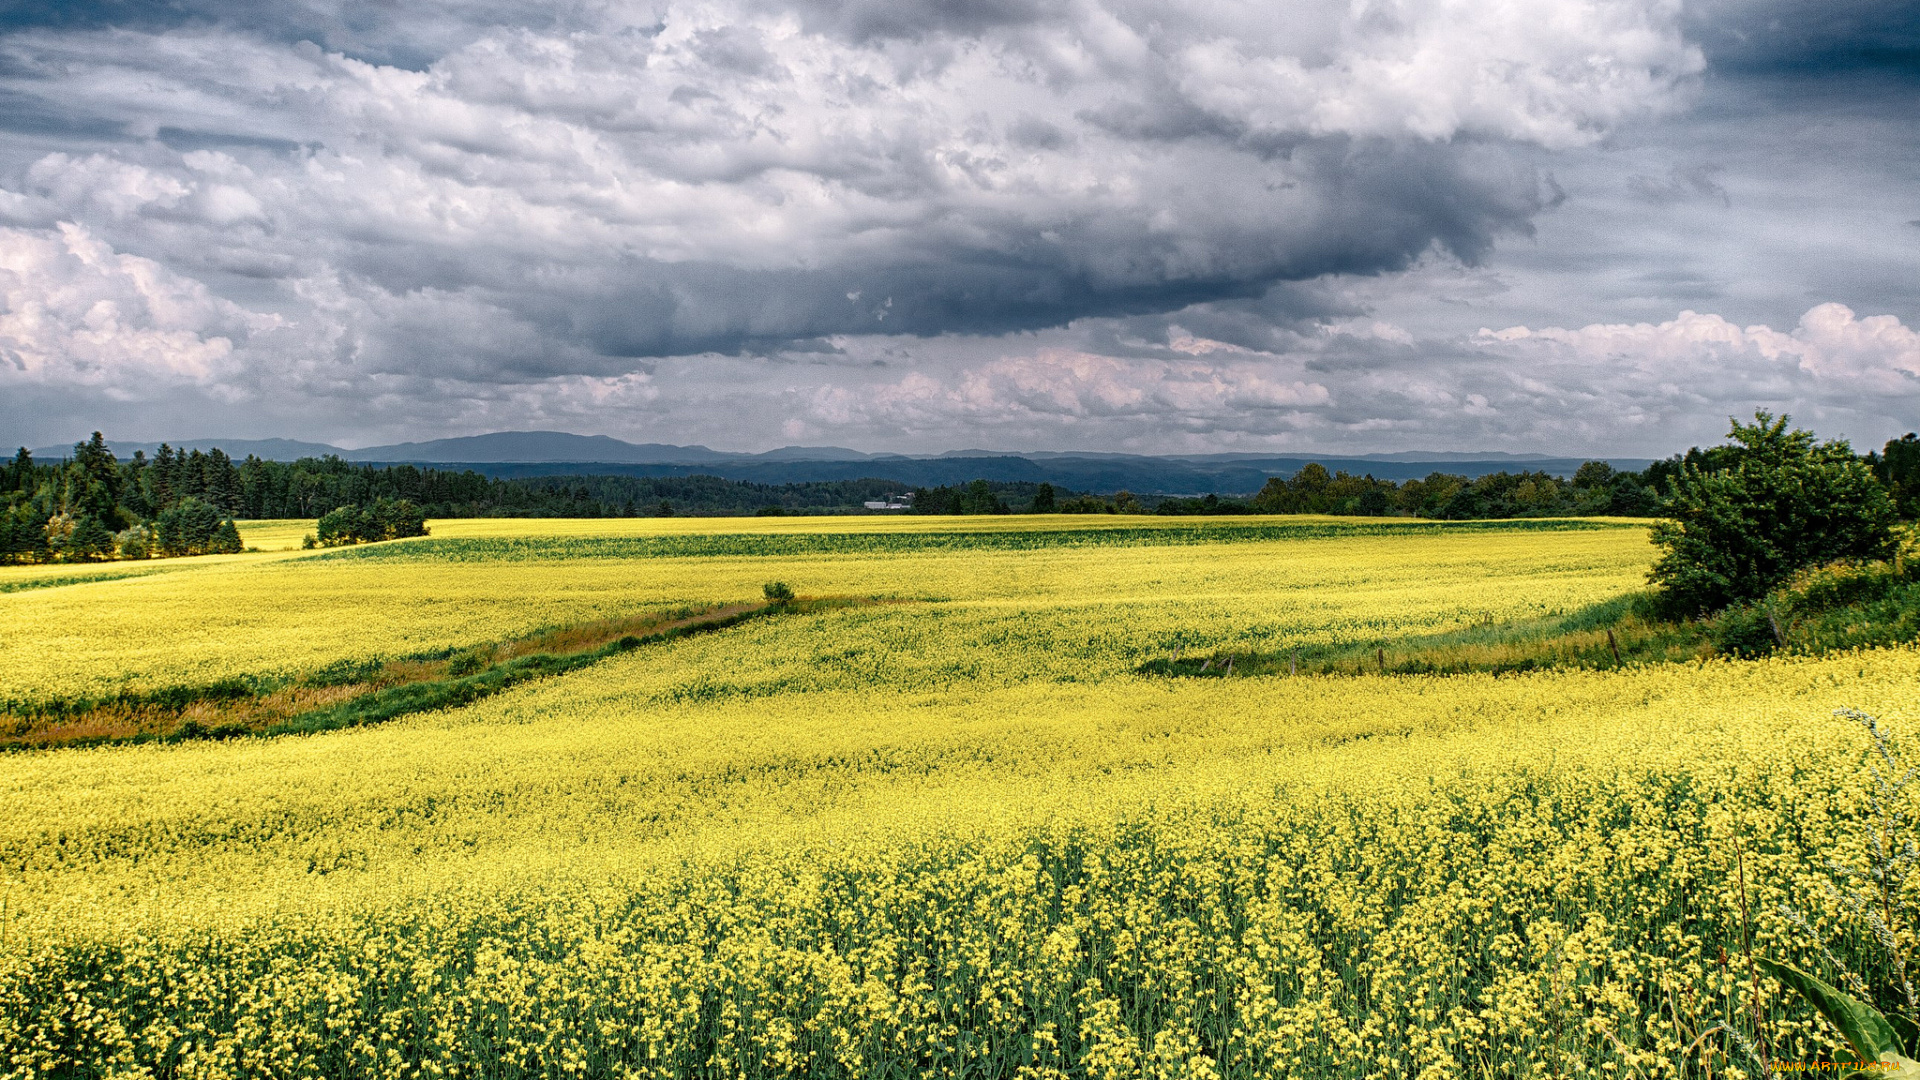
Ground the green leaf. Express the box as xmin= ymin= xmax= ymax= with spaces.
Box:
xmin=1891 ymin=1013 xmax=1920 ymax=1058
xmin=1759 ymin=956 xmax=1903 ymax=1061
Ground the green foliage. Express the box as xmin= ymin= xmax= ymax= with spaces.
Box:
xmin=64 ymin=514 xmax=115 ymax=561
xmin=155 ymin=497 xmax=235 ymax=557
xmin=762 ymin=581 xmax=795 ymax=603
xmin=1152 ymin=492 xmax=1256 ymax=515
xmin=1756 ymin=958 xmax=1913 ymax=1064
xmin=1139 ymin=544 xmax=1920 ymax=678
xmin=210 ymin=517 xmax=244 ymax=555
xmin=1709 ymin=604 xmax=1781 ymax=659
xmin=910 ymin=478 xmax=1018 ymax=514
xmin=1744 ymin=552 xmax=1920 ymax=655
xmin=1650 ymin=412 xmax=1898 ymax=614
xmin=6 ymin=439 xmax=967 ymax=547
xmin=1872 ymin=433 xmax=1920 ymax=519
xmin=1 ymin=437 xmax=245 ymax=563
xmin=1242 ymin=460 xmax=1652 ymax=519
xmin=115 ymin=525 xmax=153 ymax=560
xmin=0 ymin=499 xmax=50 ymax=562
xmin=316 ymin=499 xmax=430 ymax=546
xmin=313 ymin=518 xmax=1620 ymax=564
xmin=503 ymin=474 xmax=928 ymax=516
xmin=314 ymin=505 xmax=364 ymax=545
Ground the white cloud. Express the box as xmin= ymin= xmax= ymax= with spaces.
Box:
xmin=798 ymin=347 xmax=1330 ymax=438
xmin=1479 ymin=304 xmax=1920 ymax=393
xmin=1789 ymin=303 xmax=1920 ymax=391
xmin=1174 ymin=0 xmax=1700 ymax=148
xmin=0 ymin=222 xmax=276 ymax=388
xmin=25 ymin=154 xmax=190 ymax=221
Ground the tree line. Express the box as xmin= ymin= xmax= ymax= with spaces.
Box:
xmin=913 ymin=463 xmax=1653 ymax=517
xmin=913 ymin=433 xmax=1920 ymax=521
xmin=0 ymin=438 xmax=1020 ymax=562
xmin=7 ymin=424 xmax=1916 ymax=563
xmin=1 ymin=434 xmax=253 ymax=561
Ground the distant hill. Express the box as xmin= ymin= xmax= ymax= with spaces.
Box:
xmin=452 ymin=454 xmax=1652 ymax=494
xmin=340 ymin=432 xmax=739 ymax=464
xmin=27 ymin=437 xmax=347 ymax=460
xmin=24 ymin=430 xmax=1649 ymax=496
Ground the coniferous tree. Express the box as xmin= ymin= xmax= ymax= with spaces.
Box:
xmin=122 ymin=450 xmax=152 ymax=520
xmin=4 ymin=447 xmax=31 ymax=495
xmin=155 ymin=497 xmax=225 ymax=557
xmin=67 ymin=432 xmax=124 ymax=527
xmin=146 ymin=444 xmax=178 ymax=510
xmin=67 ymin=513 xmax=115 ymax=560
xmin=209 ymin=517 xmax=244 ymax=554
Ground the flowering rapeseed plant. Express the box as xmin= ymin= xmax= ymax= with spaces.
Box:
xmin=0 ymin=515 xmax=1906 ymax=1076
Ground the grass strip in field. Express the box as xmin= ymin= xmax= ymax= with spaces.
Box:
xmin=1141 ymin=558 xmax=1920 ymax=678
xmin=0 ymin=568 xmax=174 ymax=593
xmin=1 ymin=597 xmax=872 ymax=750
xmin=1139 ymin=594 xmax=1713 ymax=677
xmin=311 ymin=517 xmax=1625 ymax=563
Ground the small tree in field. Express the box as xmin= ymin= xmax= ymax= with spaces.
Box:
xmin=1649 ymin=411 xmax=1897 ymax=615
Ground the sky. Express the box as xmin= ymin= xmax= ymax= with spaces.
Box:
xmin=0 ymin=0 xmax=1915 ymax=456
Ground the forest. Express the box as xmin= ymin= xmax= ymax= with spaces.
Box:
xmin=0 ymin=437 xmax=965 ymax=561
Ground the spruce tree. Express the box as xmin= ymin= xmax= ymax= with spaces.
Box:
xmin=209 ymin=518 xmax=243 ymax=555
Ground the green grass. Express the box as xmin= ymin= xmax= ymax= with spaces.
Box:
xmin=1733 ymin=557 xmax=1920 ymax=656
xmin=1137 ymin=594 xmax=1708 ymax=677
xmin=1140 ymin=554 xmax=1920 ymax=678
xmin=0 ymin=568 xmax=173 ymax=593
xmin=260 ymin=604 xmax=787 ymax=738
xmin=313 ymin=518 xmax=1625 ymax=563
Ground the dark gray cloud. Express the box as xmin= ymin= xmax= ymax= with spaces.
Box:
xmin=0 ymin=0 xmax=1915 ymax=454
xmin=0 ymin=0 xmax=570 ymax=67
xmin=1684 ymin=0 xmax=1920 ymax=73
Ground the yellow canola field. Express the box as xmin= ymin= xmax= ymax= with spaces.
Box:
xmin=0 ymin=517 xmax=1649 ymax=703
xmin=1 ymin=516 xmax=1904 ymax=1078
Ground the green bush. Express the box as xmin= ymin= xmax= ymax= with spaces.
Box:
xmin=1649 ymin=412 xmax=1898 ymax=615
xmin=1709 ymin=604 xmax=1780 ymax=658
xmin=762 ymin=581 xmax=795 ymax=603
xmin=317 ymin=499 xmax=429 ymax=547
xmin=114 ymin=525 xmax=152 ymax=559
xmin=316 ymin=505 xmax=370 ymax=546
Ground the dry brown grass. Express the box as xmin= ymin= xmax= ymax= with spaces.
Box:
xmin=1 ymin=600 xmax=868 ymax=750
xmin=2 ymin=682 xmax=381 ymax=748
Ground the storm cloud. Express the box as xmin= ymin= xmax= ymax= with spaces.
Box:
xmin=0 ymin=0 xmax=1914 ymax=453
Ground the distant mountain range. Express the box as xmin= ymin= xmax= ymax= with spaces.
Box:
xmin=30 ymin=432 xmax=846 ymax=465
xmin=25 ymin=431 xmax=1651 ymax=495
